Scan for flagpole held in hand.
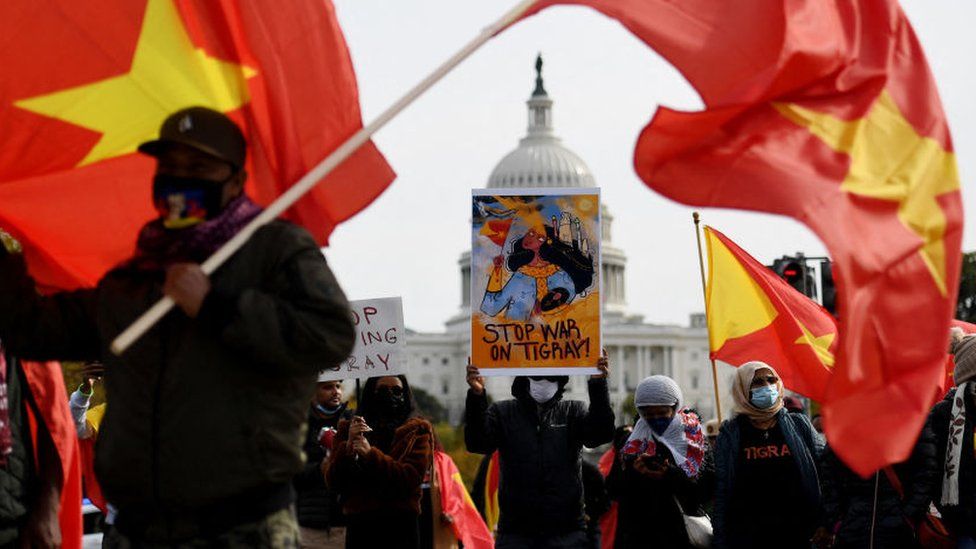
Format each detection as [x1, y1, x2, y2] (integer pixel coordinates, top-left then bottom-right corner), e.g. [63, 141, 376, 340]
[110, 0, 539, 356]
[693, 212, 723, 423]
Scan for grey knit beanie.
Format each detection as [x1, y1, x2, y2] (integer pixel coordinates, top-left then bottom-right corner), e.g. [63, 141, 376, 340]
[952, 331, 976, 385]
[634, 375, 683, 408]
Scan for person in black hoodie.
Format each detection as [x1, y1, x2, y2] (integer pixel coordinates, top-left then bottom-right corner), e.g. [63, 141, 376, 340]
[931, 329, 976, 546]
[295, 379, 351, 548]
[814, 421, 938, 549]
[464, 354, 615, 549]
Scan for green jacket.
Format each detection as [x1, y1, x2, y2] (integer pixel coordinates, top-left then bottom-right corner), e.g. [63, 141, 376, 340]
[0, 220, 355, 513]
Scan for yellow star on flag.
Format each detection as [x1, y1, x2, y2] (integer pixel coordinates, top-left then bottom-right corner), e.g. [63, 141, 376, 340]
[774, 91, 960, 296]
[14, 0, 256, 167]
[794, 321, 836, 367]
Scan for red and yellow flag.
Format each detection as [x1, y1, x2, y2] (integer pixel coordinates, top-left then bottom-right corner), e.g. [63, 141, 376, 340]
[0, 0, 394, 290]
[705, 227, 834, 401]
[519, 0, 962, 475]
[483, 450, 501, 534]
[434, 451, 493, 549]
[23, 361, 83, 549]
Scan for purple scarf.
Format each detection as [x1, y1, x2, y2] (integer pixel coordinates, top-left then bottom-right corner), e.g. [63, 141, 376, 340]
[125, 195, 263, 271]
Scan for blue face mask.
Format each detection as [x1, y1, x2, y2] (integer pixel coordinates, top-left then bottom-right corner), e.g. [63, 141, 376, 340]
[647, 417, 673, 435]
[315, 403, 341, 415]
[750, 385, 779, 409]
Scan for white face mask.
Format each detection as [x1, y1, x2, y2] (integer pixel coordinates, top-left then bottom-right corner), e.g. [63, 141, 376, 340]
[528, 379, 559, 403]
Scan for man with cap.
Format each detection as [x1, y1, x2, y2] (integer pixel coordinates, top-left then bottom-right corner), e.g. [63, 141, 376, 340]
[931, 328, 976, 546]
[0, 106, 355, 546]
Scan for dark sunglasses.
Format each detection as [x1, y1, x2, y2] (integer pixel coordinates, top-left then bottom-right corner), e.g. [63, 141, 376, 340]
[376, 386, 404, 397]
[529, 376, 562, 383]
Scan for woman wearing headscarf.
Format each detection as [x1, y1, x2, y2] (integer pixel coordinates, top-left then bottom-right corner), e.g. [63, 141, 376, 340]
[931, 329, 976, 546]
[712, 361, 823, 549]
[324, 375, 434, 549]
[606, 375, 712, 548]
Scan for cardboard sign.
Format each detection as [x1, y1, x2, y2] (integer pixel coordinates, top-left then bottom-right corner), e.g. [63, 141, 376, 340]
[471, 188, 601, 376]
[318, 297, 406, 381]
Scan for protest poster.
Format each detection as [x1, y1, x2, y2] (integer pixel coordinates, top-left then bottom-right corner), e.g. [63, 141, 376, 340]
[318, 297, 406, 381]
[471, 188, 601, 375]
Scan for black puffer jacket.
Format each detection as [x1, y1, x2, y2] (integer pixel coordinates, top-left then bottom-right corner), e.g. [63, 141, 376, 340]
[931, 384, 976, 538]
[295, 403, 351, 530]
[0, 220, 355, 538]
[464, 377, 614, 536]
[820, 419, 938, 549]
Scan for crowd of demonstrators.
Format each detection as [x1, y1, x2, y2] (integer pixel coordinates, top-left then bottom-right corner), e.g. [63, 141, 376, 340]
[324, 375, 434, 549]
[0, 109, 972, 549]
[464, 353, 615, 548]
[296, 380, 352, 548]
[932, 329, 976, 546]
[0, 107, 356, 547]
[607, 375, 712, 549]
[713, 362, 824, 549]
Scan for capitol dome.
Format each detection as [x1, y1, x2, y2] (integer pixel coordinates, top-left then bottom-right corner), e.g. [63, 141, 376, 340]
[487, 56, 595, 189]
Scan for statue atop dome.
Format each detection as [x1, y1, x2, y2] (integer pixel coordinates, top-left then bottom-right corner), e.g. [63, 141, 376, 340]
[533, 53, 547, 97]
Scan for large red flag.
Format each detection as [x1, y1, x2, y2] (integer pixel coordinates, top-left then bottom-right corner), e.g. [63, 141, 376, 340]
[0, 0, 394, 291]
[433, 451, 494, 549]
[520, 0, 963, 475]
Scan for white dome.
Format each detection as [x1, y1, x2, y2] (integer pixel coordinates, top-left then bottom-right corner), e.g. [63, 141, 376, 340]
[488, 137, 595, 188]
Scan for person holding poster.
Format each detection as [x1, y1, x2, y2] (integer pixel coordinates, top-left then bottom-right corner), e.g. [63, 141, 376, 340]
[324, 375, 434, 549]
[464, 354, 614, 548]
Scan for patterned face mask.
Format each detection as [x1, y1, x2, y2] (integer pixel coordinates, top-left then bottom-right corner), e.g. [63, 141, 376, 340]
[152, 173, 230, 229]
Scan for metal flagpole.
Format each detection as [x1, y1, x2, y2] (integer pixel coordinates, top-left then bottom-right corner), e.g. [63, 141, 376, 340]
[693, 212, 723, 423]
[111, 0, 539, 355]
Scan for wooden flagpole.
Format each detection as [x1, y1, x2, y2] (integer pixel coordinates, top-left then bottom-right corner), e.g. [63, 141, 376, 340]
[111, 0, 539, 355]
[693, 212, 723, 423]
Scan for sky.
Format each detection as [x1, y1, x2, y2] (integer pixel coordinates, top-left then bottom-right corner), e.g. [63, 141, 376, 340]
[325, 0, 976, 333]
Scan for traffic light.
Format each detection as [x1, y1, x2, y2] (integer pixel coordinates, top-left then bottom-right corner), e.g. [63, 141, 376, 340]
[820, 260, 837, 315]
[769, 255, 817, 300]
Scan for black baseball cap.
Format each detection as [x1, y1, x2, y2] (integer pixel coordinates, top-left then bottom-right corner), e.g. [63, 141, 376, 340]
[138, 106, 246, 169]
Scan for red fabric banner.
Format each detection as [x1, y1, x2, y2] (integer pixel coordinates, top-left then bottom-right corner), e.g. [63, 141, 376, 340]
[519, 0, 963, 476]
[0, 0, 394, 291]
[22, 361, 82, 549]
[434, 451, 493, 549]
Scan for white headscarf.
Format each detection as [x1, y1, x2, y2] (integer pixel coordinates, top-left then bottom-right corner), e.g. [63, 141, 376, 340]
[623, 376, 705, 477]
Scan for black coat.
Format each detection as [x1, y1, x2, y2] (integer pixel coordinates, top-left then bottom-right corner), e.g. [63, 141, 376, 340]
[0, 221, 355, 526]
[931, 384, 976, 538]
[294, 403, 351, 530]
[607, 442, 714, 549]
[464, 378, 615, 536]
[820, 419, 938, 549]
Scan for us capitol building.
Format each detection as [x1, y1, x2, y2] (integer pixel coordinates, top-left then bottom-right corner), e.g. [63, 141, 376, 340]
[404, 58, 734, 424]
